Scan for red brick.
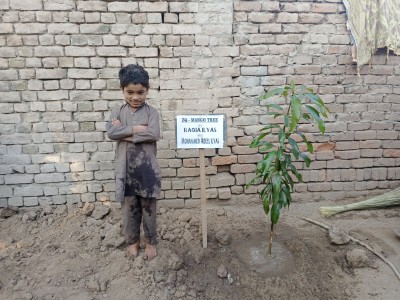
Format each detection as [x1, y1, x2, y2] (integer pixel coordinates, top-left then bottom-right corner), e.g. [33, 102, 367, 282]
[232, 146, 258, 155]
[331, 132, 355, 142]
[177, 167, 199, 177]
[209, 173, 235, 188]
[238, 154, 263, 164]
[311, 4, 338, 13]
[248, 12, 275, 23]
[351, 159, 374, 168]
[231, 186, 244, 194]
[326, 14, 346, 24]
[177, 190, 190, 198]
[234, 1, 261, 12]
[360, 149, 383, 158]
[348, 122, 370, 131]
[277, 12, 298, 23]
[316, 143, 335, 151]
[218, 187, 232, 200]
[211, 155, 237, 166]
[276, 34, 302, 44]
[316, 151, 334, 160]
[369, 65, 395, 75]
[230, 164, 256, 174]
[366, 181, 379, 190]
[354, 131, 377, 140]
[376, 131, 398, 139]
[308, 183, 331, 192]
[371, 168, 387, 180]
[298, 13, 324, 24]
[294, 65, 321, 74]
[340, 169, 356, 181]
[383, 149, 400, 158]
[261, 1, 280, 12]
[360, 140, 382, 149]
[335, 150, 360, 160]
[327, 160, 351, 169]
[375, 158, 396, 167]
[282, 24, 309, 33]
[383, 140, 400, 149]
[388, 168, 400, 180]
[206, 166, 217, 175]
[283, 3, 311, 12]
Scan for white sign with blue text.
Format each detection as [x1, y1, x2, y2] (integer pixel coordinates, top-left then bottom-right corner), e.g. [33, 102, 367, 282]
[176, 115, 225, 149]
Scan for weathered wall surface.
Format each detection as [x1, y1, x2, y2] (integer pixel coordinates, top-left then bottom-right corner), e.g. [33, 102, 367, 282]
[0, 0, 399, 208]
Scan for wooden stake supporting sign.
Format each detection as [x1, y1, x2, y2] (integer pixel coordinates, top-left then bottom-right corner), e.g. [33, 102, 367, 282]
[176, 115, 226, 248]
[199, 148, 207, 248]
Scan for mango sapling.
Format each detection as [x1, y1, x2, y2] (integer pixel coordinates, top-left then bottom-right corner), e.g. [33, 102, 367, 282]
[247, 82, 330, 254]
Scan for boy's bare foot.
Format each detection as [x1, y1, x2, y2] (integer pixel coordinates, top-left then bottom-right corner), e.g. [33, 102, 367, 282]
[144, 243, 157, 260]
[126, 242, 140, 258]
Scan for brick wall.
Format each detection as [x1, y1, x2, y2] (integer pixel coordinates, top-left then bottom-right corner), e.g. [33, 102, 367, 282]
[0, 0, 399, 208]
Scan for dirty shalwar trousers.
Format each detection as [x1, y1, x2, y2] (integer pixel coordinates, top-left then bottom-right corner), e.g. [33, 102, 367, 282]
[121, 195, 157, 246]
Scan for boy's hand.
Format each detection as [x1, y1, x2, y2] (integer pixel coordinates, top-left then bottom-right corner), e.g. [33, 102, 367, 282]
[133, 125, 148, 133]
[111, 118, 121, 126]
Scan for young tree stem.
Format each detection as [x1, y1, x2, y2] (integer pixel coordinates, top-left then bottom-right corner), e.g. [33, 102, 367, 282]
[269, 223, 274, 254]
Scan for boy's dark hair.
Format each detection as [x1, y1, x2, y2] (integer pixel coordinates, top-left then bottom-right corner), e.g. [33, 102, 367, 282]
[119, 64, 150, 89]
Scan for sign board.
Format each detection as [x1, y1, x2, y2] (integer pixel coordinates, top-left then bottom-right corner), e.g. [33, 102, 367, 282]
[175, 114, 226, 248]
[176, 114, 226, 149]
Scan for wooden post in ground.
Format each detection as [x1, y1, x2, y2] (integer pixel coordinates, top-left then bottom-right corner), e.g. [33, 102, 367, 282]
[199, 148, 207, 248]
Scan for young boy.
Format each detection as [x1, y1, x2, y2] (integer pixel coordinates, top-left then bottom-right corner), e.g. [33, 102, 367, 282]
[106, 64, 161, 260]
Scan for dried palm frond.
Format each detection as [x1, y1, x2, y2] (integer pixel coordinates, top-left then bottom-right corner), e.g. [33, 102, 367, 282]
[320, 188, 400, 217]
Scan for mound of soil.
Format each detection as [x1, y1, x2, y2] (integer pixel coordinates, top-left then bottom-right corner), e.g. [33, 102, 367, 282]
[0, 201, 399, 299]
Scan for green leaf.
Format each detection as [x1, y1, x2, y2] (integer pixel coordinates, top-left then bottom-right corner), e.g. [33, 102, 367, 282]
[306, 141, 313, 153]
[272, 174, 282, 195]
[260, 124, 280, 131]
[262, 169, 274, 183]
[282, 85, 291, 97]
[283, 171, 295, 190]
[265, 104, 284, 111]
[260, 184, 272, 198]
[259, 151, 276, 176]
[288, 137, 300, 159]
[289, 94, 302, 133]
[296, 131, 314, 153]
[291, 96, 302, 121]
[281, 185, 291, 206]
[300, 153, 312, 167]
[305, 105, 325, 134]
[276, 147, 284, 161]
[262, 194, 271, 215]
[278, 128, 285, 146]
[259, 143, 275, 152]
[290, 165, 303, 182]
[266, 112, 283, 117]
[305, 93, 327, 109]
[284, 115, 289, 128]
[261, 87, 284, 99]
[253, 132, 268, 143]
[247, 82, 331, 249]
[271, 202, 281, 224]
[305, 93, 330, 117]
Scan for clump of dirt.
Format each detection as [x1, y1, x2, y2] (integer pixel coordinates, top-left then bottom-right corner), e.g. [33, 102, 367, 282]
[0, 202, 399, 300]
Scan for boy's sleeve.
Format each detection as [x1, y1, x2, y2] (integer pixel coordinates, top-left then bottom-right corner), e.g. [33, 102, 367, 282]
[106, 109, 134, 140]
[132, 109, 161, 144]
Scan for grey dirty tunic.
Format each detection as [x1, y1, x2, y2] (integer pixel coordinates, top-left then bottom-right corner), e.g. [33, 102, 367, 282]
[106, 103, 161, 202]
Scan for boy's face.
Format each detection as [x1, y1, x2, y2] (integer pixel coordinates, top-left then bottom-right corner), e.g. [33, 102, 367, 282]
[122, 83, 148, 110]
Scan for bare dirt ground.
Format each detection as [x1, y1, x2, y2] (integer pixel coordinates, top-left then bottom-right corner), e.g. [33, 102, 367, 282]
[1, 198, 399, 300]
